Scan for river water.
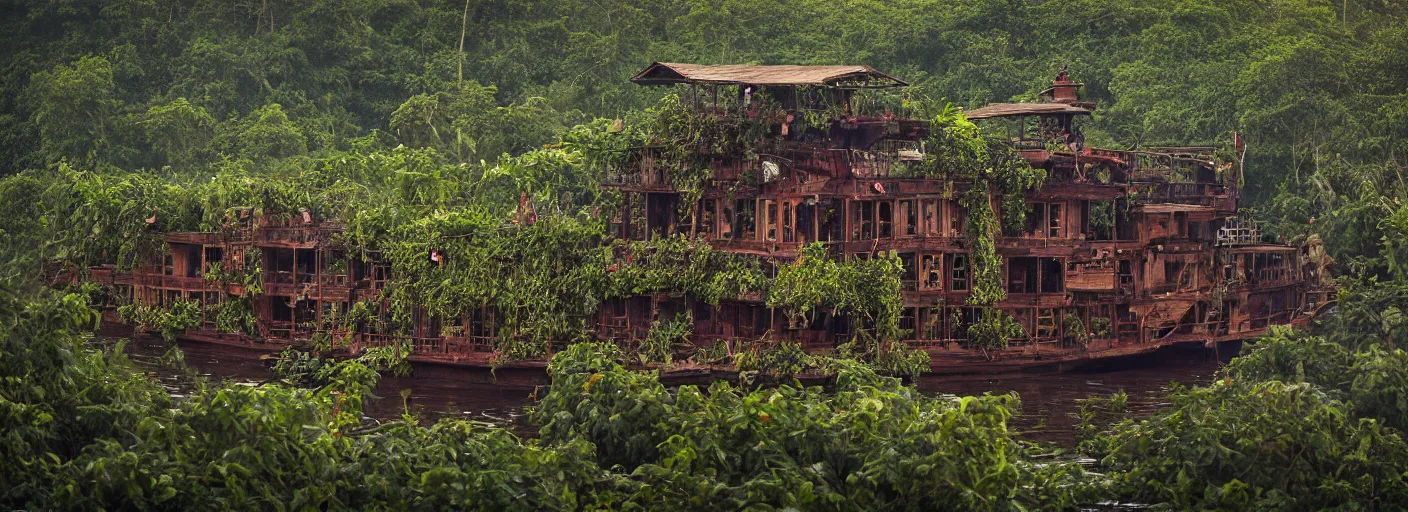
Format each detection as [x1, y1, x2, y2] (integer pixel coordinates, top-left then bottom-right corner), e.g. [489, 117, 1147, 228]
[121, 336, 1232, 445]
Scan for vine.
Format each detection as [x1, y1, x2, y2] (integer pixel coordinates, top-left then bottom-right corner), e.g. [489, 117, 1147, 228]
[921, 104, 1045, 356]
[639, 94, 782, 218]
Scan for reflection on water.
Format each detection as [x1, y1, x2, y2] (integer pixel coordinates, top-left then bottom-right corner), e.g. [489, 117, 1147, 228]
[121, 336, 535, 429]
[917, 342, 1235, 444]
[122, 336, 1233, 445]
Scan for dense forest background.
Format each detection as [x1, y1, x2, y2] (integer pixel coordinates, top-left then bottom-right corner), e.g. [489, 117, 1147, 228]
[6, 2, 1408, 509]
[3, 0, 1406, 205]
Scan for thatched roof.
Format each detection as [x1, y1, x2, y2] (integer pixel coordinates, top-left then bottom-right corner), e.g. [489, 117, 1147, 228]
[630, 62, 907, 88]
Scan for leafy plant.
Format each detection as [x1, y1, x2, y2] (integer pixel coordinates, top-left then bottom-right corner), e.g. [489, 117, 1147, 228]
[734, 340, 816, 378]
[640, 312, 692, 365]
[116, 299, 201, 342]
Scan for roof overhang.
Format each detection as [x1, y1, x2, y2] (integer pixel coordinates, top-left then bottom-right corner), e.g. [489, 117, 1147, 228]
[1138, 204, 1216, 214]
[964, 102, 1093, 120]
[630, 62, 907, 88]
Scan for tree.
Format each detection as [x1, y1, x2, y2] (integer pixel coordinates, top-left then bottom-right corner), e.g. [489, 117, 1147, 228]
[27, 55, 124, 165]
[140, 98, 215, 169]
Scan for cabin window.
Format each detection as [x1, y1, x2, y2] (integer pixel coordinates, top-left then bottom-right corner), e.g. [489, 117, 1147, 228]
[851, 200, 875, 240]
[646, 193, 678, 239]
[469, 306, 496, 340]
[1048, 203, 1064, 238]
[1011, 308, 1034, 341]
[948, 202, 967, 236]
[878, 201, 894, 239]
[734, 199, 756, 240]
[899, 308, 918, 339]
[203, 246, 224, 272]
[721, 202, 734, 239]
[1007, 257, 1038, 294]
[1165, 261, 1185, 288]
[755, 306, 772, 335]
[764, 200, 778, 241]
[922, 199, 941, 236]
[900, 200, 917, 236]
[899, 252, 917, 290]
[921, 254, 942, 290]
[796, 201, 816, 243]
[1026, 202, 1046, 236]
[950, 307, 980, 341]
[782, 202, 794, 242]
[1041, 258, 1065, 293]
[1084, 200, 1115, 240]
[700, 199, 717, 237]
[950, 254, 969, 291]
[272, 298, 292, 322]
[819, 199, 843, 242]
[692, 300, 713, 324]
[921, 307, 943, 339]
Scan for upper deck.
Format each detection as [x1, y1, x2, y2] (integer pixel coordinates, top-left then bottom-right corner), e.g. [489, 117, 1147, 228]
[604, 64, 1240, 213]
[603, 63, 933, 188]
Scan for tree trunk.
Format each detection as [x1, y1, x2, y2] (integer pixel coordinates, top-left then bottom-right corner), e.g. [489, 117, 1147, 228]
[458, 0, 471, 84]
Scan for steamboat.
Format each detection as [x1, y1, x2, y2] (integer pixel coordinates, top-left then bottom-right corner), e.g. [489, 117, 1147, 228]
[82, 63, 1334, 376]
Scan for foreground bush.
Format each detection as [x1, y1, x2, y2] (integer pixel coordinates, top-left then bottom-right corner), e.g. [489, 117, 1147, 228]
[1091, 379, 1408, 510]
[535, 343, 1091, 509]
[1, 292, 1088, 510]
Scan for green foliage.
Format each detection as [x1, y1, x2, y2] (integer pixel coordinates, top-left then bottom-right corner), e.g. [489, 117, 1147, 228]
[389, 82, 573, 164]
[1073, 390, 1129, 459]
[768, 243, 904, 342]
[141, 98, 214, 168]
[1094, 381, 1408, 510]
[1089, 316, 1113, 339]
[0, 289, 171, 506]
[640, 313, 692, 365]
[1, 292, 623, 509]
[224, 103, 307, 163]
[734, 340, 817, 379]
[967, 308, 1026, 353]
[606, 235, 769, 306]
[534, 344, 1091, 509]
[533, 341, 672, 469]
[372, 212, 609, 359]
[205, 295, 256, 335]
[1226, 326, 1356, 392]
[274, 342, 412, 393]
[1062, 312, 1091, 347]
[653, 94, 776, 203]
[839, 339, 934, 380]
[1080, 283, 1408, 510]
[26, 55, 125, 166]
[1088, 200, 1115, 240]
[116, 299, 201, 342]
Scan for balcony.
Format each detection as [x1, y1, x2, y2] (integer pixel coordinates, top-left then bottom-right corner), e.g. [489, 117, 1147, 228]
[133, 273, 214, 291]
[256, 225, 340, 247]
[1130, 182, 1226, 206]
